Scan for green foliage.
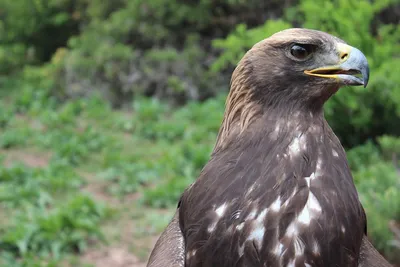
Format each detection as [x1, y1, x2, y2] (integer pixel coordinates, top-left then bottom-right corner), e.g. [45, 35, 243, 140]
[132, 96, 224, 207]
[378, 135, 400, 163]
[0, 95, 116, 265]
[3, 0, 298, 104]
[353, 161, 400, 260]
[46, 32, 224, 106]
[0, 105, 13, 129]
[0, 251, 59, 267]
[0, 0, 81, 74]
[0, 160, 81, 207]
[0, 127, 31, 149]
[13, 80, 57, 114]
[1, 195, 107, 258]
[0, 157, 109, 265]
[43, 126, 107, 165]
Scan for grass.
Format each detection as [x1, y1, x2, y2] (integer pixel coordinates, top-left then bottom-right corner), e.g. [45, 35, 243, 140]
[0, 85, 224, 266]
[0, 83, 399, 265]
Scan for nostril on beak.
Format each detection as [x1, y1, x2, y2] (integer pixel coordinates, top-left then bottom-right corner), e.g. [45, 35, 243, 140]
[340, 52, 349, 61]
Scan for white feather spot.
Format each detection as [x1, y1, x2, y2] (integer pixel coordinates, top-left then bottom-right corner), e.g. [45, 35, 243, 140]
[309, 124, 318, 133]
[285, 222, 298, 238]
[275, 124, 280, 133]
[341, 225, 346, 233]
[216, 202, 227, 217]
[305, 172, 316, 185]
[247, 225, 265, 248]
[270, 196, 281, 212]
[207, 222, 217, 233]
[315, 158, 323, 177]
[329, 189, 338, 197]
[294, 238, 305, 256]
[332, 149, 339, 157]
[304, 177, 311, 187]
[271, 123, 281, 139]
[207, 202, 228, 232]
[304, 172, 316, 187]
[236, 222, 245, 231]
[246, 208, 257, 220]
[305, 263, 312, 267]
[288, 134, 307, 156]
[248, 184, 256, 193]
[186, 249, 197, 259]
[273, 242, 284, 256]
[256, 208, 268, 223]
[297, 205, 312, 225]
[308, 192, 322, 212]
[312, 240, 320, 254]
[287, 259, 295, 267]
[238, 244, 244, 256]
[298, 192, 322, 225]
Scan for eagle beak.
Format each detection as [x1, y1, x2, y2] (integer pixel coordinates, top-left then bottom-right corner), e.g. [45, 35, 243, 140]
[304, 43, 370, 88]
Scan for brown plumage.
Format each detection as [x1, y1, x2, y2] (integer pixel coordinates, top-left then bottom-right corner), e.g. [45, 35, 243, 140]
[147, 28, 392, 267]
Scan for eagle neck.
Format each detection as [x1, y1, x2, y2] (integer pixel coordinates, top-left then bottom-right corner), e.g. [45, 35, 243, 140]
[213, 104, 333, 155]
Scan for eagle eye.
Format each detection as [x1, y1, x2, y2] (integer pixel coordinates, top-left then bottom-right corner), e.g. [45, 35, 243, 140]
[290, 44, 313, 60]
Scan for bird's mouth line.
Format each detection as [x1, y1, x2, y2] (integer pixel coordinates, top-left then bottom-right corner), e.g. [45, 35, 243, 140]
[304, 67, 364, 86]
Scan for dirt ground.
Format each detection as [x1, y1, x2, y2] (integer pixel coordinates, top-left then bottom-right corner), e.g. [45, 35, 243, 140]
[81, 174, 158, 267]
[81, 247, 148, 267]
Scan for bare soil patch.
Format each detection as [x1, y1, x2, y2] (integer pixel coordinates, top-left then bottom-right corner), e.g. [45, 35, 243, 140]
[81, 246, 146, 267]
[79, 172, 164, 267]
[1, 149, 51, 168]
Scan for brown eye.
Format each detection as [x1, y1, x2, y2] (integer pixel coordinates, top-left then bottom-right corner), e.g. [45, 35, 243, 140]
[290, 44, 313, 60]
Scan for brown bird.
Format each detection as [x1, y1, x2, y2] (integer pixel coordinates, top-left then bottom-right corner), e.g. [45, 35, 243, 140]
[147, 28, 392, 267]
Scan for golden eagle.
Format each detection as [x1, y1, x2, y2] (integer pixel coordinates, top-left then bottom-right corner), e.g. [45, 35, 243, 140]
[147, 28, 392, 267]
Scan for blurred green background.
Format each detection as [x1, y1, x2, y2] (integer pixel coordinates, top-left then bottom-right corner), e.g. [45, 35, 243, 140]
[0, 0, 399, 266]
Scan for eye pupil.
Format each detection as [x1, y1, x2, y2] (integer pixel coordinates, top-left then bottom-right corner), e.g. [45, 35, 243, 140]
[290, 44, 311, 59]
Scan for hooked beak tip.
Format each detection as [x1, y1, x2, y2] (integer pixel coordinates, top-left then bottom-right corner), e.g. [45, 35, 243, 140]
[343, 46, 370, 88]
[362, 65, 370, 88]
[304, 44, 370, 88]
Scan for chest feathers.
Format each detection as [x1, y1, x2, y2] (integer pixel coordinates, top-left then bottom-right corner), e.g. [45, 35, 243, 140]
[180, 111, 366, 267]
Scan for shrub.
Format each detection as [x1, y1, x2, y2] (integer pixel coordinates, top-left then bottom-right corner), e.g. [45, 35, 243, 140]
[8, 1, 299, 105]
[0, 0, 82, 74]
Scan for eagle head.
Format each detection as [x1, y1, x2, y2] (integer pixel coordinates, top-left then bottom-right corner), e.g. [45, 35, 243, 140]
[238, 28, 369, 107]
[216, 28, 369, 150]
